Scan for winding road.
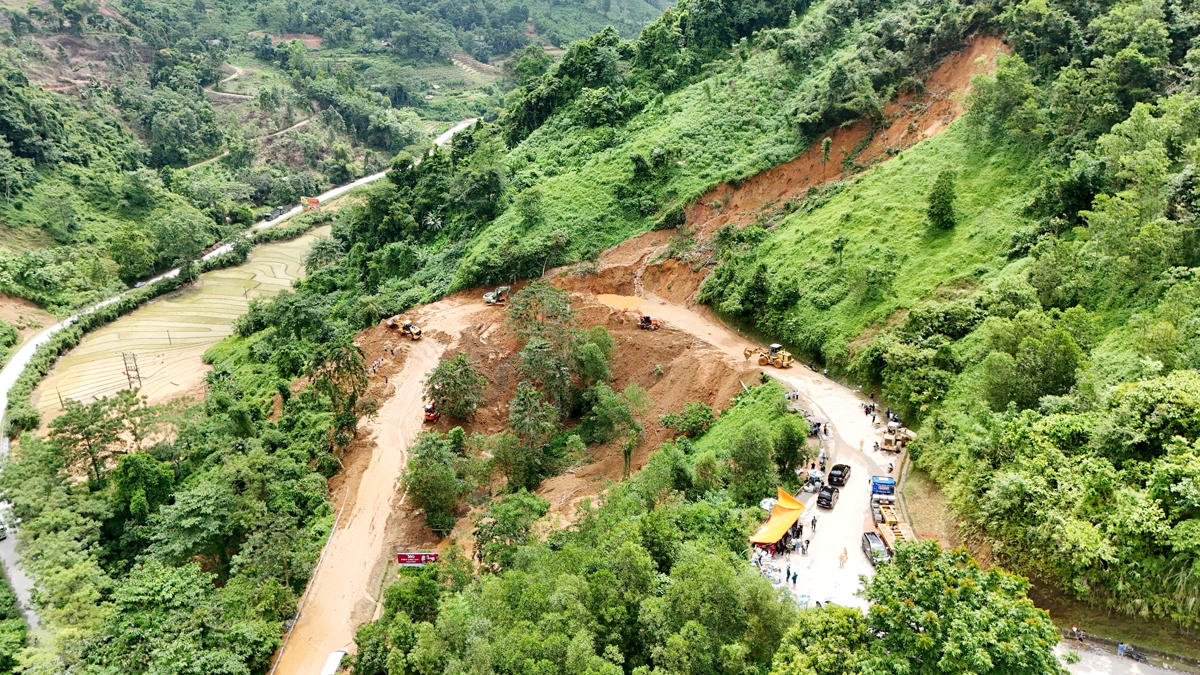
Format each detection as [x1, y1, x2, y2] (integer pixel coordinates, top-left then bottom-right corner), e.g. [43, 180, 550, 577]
[0, 118, 477, 633]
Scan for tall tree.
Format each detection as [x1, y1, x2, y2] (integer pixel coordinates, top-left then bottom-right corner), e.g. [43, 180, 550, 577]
[309, 343, 373, 449]
[472, 490, 549, 571]
[859, 542, 1064, 675]
[402, 432, 466, 534]
[928, 169, 958, 230]
[729, 420, 778, 504]
[49, 397, 122, 483]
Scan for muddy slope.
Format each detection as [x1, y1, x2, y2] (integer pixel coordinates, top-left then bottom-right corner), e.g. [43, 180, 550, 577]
[685, 35, 1010, 240]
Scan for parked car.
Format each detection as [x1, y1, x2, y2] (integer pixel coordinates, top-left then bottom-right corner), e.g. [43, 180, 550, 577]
[817, 486, 840, 509]
[828, 464, 851, 486]
[862, 532, 890, 566]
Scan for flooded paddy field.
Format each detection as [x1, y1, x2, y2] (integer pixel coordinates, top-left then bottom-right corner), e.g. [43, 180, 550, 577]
[32, 226, 329, 424]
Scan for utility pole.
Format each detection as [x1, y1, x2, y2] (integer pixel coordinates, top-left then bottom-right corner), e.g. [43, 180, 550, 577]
[121, 352, 143, 390]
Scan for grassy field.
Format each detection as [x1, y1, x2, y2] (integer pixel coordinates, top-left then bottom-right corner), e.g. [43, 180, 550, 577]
[760, 123, 1037, 351]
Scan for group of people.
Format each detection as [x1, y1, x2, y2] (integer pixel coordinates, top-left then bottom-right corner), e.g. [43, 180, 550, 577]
[370, 345, 399, 378]
[862, 402, 901, 426]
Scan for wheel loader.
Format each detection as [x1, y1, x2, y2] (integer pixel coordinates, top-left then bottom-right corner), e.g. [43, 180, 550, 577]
[484, 286, 511, 305]
[744, 343, 794, 368]
[384, 315, 422, 340]
[400, 321, 422, 341]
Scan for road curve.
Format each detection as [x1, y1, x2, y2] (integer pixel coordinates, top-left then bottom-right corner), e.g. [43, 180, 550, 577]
[0, 117, 477, 631]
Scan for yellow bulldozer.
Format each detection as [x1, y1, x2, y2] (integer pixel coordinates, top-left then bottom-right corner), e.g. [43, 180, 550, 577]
[745, 343, 794, 368]
[386, 315, 422, 340]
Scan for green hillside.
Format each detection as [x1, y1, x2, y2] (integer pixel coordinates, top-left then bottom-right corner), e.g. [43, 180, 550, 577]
[2, 0, 1199, 671]
[0, 0, 672, 313]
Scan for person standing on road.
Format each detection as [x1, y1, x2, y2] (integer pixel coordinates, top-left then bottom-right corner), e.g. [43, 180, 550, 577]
[801, 539, 809, 555]
[840, 547, 848, 568]
[811, 516, 817, 532]
[1118, 643, 1126, 657]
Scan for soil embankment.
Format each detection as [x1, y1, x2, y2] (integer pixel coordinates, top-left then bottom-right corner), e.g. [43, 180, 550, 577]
[685, 35, 1010, 239]
[0, 296, 56, 362]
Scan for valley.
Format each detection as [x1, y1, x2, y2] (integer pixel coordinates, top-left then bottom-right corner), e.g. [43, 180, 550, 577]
[1, 0, 1199, 673]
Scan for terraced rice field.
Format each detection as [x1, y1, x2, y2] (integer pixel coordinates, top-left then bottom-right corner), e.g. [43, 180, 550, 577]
[31, 226, 330, 424]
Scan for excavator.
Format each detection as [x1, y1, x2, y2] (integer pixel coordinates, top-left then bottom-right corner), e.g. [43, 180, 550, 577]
[745, 343, 795, 368]
[484, 286, 511, 305]
[611, 307, 661, 330]
[386, 315, 422, 340]
[424, 403, 441, 423]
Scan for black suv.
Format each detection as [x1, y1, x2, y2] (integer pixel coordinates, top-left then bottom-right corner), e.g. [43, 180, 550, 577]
[817, 486, 840, 509]
[828, 464, 851, 486]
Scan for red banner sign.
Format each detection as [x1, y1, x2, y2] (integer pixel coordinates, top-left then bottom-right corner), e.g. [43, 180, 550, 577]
[397, 552, 438, 567]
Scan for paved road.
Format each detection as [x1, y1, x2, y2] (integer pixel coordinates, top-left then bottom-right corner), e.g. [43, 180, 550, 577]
[0, 117, 478, 633]
[1058, 644, 1180, 675]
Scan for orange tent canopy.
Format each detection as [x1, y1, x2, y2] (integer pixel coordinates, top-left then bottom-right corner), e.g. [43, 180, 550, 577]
[749, 488, 806, 545]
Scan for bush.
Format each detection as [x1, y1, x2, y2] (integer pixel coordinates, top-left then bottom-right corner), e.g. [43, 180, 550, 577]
[928, 169, 957, 230]
[660, 401, 716, 438]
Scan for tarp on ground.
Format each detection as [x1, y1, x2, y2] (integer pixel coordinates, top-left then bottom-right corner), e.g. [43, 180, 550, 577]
[749, 488, 806, 544]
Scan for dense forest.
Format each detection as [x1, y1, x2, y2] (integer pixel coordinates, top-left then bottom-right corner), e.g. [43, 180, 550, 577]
[1, 0, 1199, 671]
[1, 0, 662, 312]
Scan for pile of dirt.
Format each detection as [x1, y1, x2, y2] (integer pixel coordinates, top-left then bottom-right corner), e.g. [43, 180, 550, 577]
[684, 35, 1010, 240]
[0, 295, 55, 354]
[337, 286, 757, 566]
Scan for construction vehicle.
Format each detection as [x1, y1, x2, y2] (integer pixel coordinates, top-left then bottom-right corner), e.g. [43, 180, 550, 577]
[880, 422, 915, 452]
[611, 308, 661, 330]
[400, 321, 422, 341]
[876, 521, 917, 553]
[744, 343, 795, 368]
[423, 404, 441, 423]
[484, 286, 511, 305]
[871, 476, 896, 495]
[385, 316, 422, 340]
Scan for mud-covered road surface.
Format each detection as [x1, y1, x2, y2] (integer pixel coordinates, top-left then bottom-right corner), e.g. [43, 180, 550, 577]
[271, 298, 490, 675]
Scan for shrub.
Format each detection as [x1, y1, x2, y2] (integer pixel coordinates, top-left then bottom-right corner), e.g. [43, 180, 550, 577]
[928, 169, 957, 229]
[660, 401, 716, 438]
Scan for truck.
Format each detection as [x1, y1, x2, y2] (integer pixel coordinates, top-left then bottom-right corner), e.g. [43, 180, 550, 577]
[871, 476, 895, 496]
[876, 522, 917, 553]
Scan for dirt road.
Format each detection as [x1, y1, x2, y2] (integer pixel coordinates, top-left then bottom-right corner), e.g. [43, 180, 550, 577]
[271, 298, 489, 675]
[594, 294, 892, 607]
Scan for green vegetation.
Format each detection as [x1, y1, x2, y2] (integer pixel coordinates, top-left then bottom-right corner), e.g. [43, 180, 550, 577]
[675, 0, 1200, 633]
[424, 353, 488, 420]
[0, 319, 16, 362]
[353, 382, 1063, 675]
[927, 169, 957, 231]
[771, 542, 1062, 675]
[0, 281, 382, 670]
[0, 574, 26, 675]
[5, 0, 1199, 664]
